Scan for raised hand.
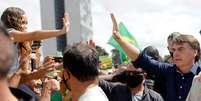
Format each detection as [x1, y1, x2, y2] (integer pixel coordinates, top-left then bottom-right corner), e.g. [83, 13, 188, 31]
[87, 39, 96, 48]
[42, 56, 62, 70]
[43, 56, 54, 63]
[44, 79, 60, 91]
[110, 13, 121, 40]
[110, 14, 140, 61]
[18, 57, 62, 84]
[62, 12, 70, 33]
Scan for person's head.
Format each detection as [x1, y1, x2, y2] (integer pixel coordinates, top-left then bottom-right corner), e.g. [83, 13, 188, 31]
[171, 34, 200, 70]
[126, 66, 146, 88]
[167, 32, 181, 57]
[1, 7, 28, 31]
[0, 23, 14, 79]
[63, 43, 99, 89]
[144, 46, 161, 61]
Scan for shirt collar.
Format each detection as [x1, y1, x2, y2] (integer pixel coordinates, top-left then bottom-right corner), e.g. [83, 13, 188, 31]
[175, 64, 198, 75]
[190, 64, 198, 75]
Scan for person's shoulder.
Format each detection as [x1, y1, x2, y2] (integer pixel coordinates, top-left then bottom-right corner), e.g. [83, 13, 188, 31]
[145, 88, 164, 101]
[79, 86, 109, 101]
[193, 75, 201, 83]
[147, 88, 161, 96]
[112, 83, 127, 89]
[109, 83, 130, 95]
[99, 79, 112, 88]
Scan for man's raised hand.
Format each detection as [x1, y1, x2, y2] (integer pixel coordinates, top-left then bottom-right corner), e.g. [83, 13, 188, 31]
[110, 13, 121, 40]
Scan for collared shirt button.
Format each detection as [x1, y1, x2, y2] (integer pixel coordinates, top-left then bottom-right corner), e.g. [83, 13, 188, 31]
[180, 86, 182, 89]
[178, 96, 182, 99]
[182, 77, 185, 80]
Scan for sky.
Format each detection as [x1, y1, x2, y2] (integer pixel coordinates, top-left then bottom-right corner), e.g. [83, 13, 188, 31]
[0, 0, 41, 31]
[91, 0, 201, 56]
[1, 0, 201, 57]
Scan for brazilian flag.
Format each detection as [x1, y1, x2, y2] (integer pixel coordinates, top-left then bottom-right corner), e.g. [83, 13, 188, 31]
[108, 22, 140, 61]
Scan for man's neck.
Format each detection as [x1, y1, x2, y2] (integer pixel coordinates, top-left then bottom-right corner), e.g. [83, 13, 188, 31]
[130, 83, 144, 95]
[71, 79, 98, 101]
[0, 80, 18, 101]
[178, 64, 194, 74]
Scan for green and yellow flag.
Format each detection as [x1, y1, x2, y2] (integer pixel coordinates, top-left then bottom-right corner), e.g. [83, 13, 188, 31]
[108, 22, 140, 61]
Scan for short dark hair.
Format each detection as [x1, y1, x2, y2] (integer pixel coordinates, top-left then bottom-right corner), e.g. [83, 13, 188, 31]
[144, 46, 161, 61]
[1, 7, 25, 31]
[172, 34, 200, 62]
[63, 43, 99, 82]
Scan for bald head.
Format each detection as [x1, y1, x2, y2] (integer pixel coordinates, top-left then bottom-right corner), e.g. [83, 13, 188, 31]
[0, 25, 14, 78]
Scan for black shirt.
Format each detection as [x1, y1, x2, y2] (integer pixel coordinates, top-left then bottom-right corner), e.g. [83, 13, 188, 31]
[99, 80, 164, 101]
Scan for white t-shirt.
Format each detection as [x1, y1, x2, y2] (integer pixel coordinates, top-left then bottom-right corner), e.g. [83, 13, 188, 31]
[186, 76, 201, 101]
[7, 28, 20, 74]
[78, 85, 109, 101]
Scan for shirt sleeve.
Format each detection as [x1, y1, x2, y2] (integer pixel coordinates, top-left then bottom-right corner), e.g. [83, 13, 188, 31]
[99, 79, 115, 99]
[112, 71, 127, 83]
[132, 49, 173, 77]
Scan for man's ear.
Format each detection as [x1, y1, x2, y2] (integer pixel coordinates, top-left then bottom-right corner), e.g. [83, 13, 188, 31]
[194, 50, 198, 57]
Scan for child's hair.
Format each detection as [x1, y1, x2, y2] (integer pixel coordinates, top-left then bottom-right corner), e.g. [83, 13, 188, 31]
[1, 7, 25, 31]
